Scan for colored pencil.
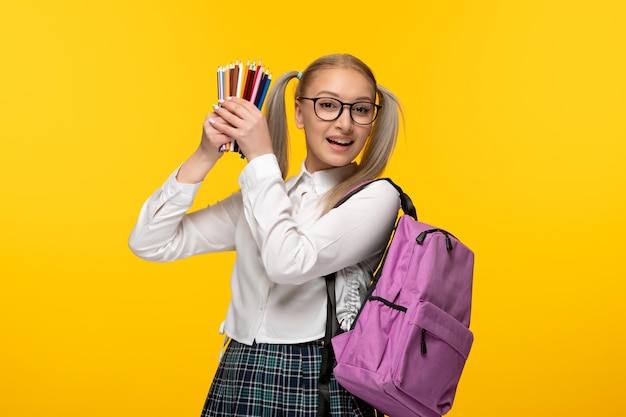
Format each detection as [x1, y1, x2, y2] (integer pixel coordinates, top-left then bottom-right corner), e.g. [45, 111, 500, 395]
[254, 70, 268, 108]
[226, 63, 232, 96]
[217, 66, 220, 102]
[217, 66, 224, 101]
[256, 72, 272, 109]
[232, 61, 240, 97]
[249, 62, 264, 103]
[236, 61, 243, 98]
[241, 60, 251, 98]
[242, 61, 255, 100]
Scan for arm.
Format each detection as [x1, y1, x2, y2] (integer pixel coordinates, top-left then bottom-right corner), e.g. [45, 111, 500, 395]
[128, 109, 245, 261]
[239, 156, 399, 285]
[128, 168, 241, 262]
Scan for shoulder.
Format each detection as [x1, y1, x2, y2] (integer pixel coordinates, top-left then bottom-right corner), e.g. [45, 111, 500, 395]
[339, 179, 400, 212]
[355, 179, 400, 200]
[368, 178, 400, 196]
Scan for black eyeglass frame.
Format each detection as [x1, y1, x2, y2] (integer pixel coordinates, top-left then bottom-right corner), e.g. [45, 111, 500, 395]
[296, 96, 382, 125]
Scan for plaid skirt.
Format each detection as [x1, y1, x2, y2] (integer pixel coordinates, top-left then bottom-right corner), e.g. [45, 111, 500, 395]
[200, 339, 375, 417]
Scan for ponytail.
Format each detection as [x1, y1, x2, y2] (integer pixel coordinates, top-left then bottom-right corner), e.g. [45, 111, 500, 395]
[320, 84, 403, 213]
[264, 71, 299, 179]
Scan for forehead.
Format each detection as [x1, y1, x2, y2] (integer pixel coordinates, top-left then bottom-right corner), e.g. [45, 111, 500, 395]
[305, 68, 375, 101]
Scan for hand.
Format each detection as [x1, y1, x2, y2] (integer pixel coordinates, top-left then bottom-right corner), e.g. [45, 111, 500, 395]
[209, 97, 274, 161]
[175, 111, 228, 184]
[198, 112, 229, 162]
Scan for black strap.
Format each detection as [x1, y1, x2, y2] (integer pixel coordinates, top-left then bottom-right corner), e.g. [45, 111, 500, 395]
[334, 178, 417, 220]
[318, 273, 338, 417]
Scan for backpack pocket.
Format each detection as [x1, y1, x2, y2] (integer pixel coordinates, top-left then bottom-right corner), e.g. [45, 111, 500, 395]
[391, 300, 473, 414]
[333, 295, 406, 374]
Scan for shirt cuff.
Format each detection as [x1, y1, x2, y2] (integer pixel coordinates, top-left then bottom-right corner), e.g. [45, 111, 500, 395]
[238, 154, 281, 190]
[162, 166, 203, 205]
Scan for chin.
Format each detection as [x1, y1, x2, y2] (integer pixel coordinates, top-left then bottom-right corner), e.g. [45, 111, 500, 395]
[326, 157, 355, 168]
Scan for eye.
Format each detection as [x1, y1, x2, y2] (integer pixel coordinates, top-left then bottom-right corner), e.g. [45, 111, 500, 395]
[353, 103, 374, 114]
[317, 98, 340, 110]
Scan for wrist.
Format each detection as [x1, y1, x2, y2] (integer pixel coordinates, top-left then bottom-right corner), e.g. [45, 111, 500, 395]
[176, 148, 218, 184]
[244, 150, 273, 163]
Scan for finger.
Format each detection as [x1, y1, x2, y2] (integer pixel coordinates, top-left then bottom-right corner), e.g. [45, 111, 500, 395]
[204, 114, 224, 132]
[204, 118, 234, 144]
[208, 118, 240, 141]
[213, 108, 243, 129]
[218, 97, 257, 119]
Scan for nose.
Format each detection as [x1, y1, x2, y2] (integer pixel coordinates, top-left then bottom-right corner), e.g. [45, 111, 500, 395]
[334, 105, 354, 131]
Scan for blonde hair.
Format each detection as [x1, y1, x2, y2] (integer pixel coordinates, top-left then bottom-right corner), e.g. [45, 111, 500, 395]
[264, 53, 403, 213]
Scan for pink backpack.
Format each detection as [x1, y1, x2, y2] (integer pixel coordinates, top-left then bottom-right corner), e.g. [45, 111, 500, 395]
[319, 179, 474, 417]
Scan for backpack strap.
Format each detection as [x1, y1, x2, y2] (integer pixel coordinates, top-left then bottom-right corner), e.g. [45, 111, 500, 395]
[318, 178, 413, 417]
[334, 178, 417, 220]
[318, 272, 338, 417]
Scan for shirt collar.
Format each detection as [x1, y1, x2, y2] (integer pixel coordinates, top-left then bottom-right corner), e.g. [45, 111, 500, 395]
[290, 161, 358, 195]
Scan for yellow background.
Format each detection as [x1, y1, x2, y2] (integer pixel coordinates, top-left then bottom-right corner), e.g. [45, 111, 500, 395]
[2, 1, 625, 416]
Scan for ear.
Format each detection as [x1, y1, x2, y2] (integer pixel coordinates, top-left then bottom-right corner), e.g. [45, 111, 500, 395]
[294, 101, 304, 129]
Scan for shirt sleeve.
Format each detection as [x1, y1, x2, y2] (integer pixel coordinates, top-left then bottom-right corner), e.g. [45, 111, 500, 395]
[239, 154, 399, 285]
[128, 167, 241, 261]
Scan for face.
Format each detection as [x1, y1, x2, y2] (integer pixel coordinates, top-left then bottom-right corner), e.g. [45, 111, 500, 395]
[295, 68, 375, 173]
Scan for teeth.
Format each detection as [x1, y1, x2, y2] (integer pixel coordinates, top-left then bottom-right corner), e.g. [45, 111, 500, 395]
[328, 138, 352, 145]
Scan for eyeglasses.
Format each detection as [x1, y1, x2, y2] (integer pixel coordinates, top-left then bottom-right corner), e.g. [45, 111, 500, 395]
[297, 97, 381, 125]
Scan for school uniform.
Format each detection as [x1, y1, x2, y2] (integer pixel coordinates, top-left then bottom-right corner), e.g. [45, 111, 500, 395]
[129, 154, 399, 416]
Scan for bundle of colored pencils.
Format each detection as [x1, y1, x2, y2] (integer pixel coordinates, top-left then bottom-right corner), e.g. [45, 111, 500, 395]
[217, 60, 272, 153]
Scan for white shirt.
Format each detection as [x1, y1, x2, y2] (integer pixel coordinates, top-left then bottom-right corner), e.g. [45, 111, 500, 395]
[129, 154, 399, 345]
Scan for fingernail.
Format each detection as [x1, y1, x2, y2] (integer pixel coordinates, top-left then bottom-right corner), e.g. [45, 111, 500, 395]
[217, 99, 224, 104]
[208, 118, 216, 124]
[212, 104, 220, 111]
[226, 96, 233, 101]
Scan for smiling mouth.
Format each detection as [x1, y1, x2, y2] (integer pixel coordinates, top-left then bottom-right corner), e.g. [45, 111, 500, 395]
[327, 137, 354, 147]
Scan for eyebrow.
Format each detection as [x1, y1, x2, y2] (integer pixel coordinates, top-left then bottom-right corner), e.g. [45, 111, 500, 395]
[315, 90, 375, 102]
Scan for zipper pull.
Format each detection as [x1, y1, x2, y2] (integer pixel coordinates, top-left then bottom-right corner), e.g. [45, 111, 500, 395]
[421, 328, 427, 355]
[416, 229, 454, 251]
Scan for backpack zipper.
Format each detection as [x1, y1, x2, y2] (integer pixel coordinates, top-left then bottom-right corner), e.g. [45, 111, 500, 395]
[416, 229, 454, 251]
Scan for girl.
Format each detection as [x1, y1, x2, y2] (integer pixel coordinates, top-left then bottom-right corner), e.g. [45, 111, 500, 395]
[129, 53, 403, 416]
